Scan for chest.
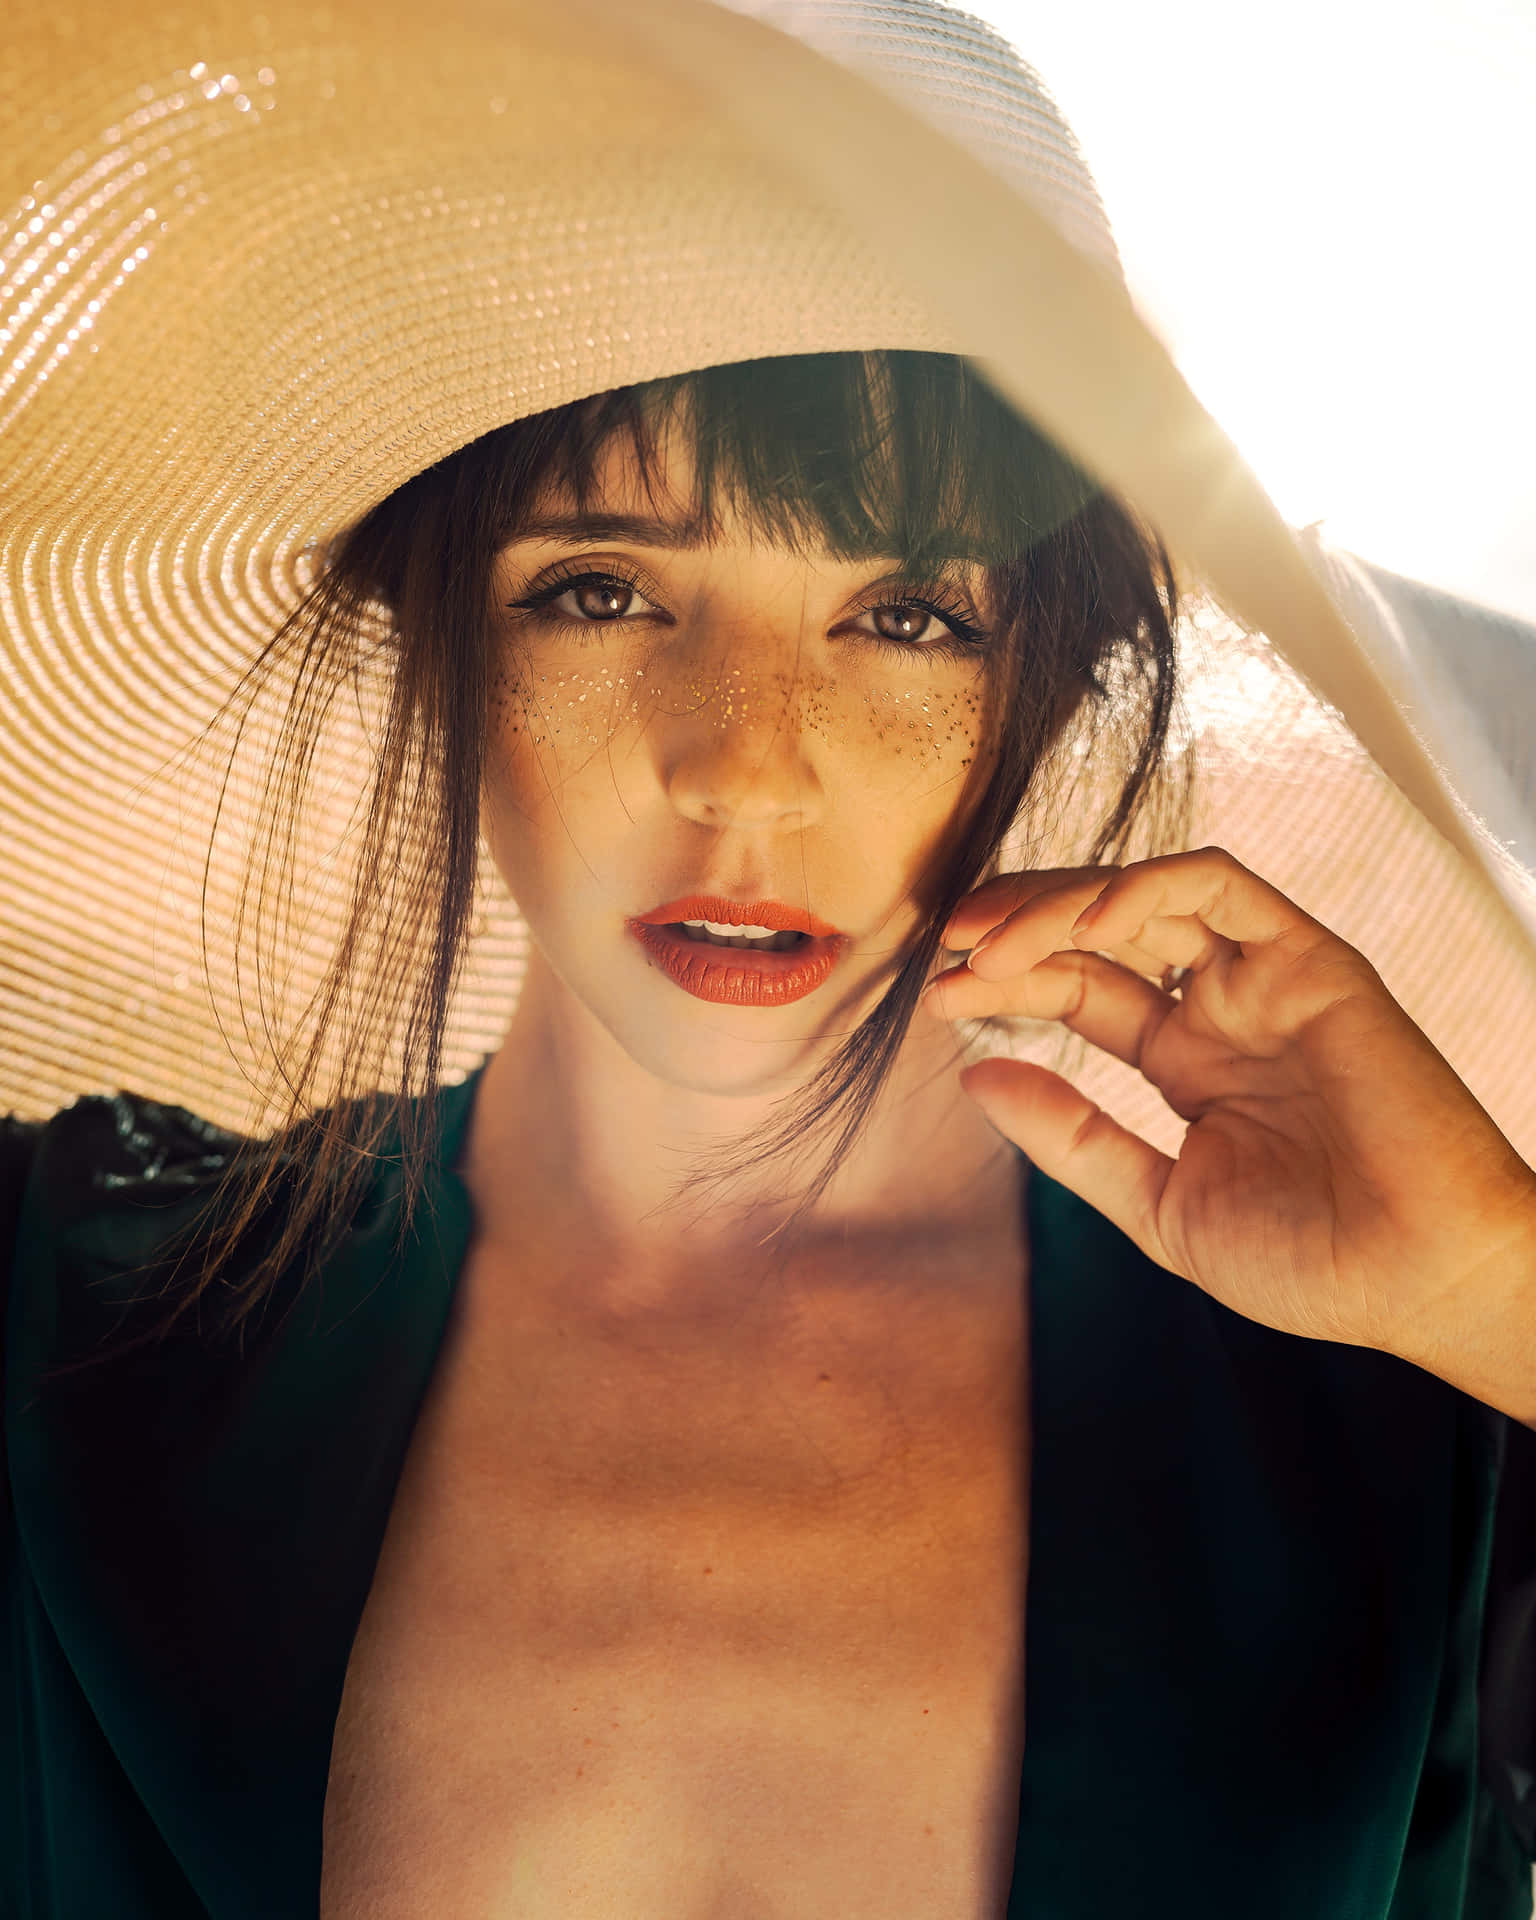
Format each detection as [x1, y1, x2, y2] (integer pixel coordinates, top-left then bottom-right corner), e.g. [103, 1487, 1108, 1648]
[320, 1236, 1032, 1919]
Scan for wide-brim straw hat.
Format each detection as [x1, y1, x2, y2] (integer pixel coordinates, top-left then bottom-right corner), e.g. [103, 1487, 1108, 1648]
[3, 0, 1534, 1159]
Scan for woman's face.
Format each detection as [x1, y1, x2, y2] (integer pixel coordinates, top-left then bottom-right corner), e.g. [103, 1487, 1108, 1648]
[482, 419, 995, 1098]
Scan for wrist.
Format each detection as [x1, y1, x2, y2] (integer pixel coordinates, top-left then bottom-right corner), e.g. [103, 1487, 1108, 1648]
[1373, 1184, 1536, 1428]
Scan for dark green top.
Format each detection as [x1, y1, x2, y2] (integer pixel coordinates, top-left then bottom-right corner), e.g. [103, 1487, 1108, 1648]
[2, 1067, 1533, 1918]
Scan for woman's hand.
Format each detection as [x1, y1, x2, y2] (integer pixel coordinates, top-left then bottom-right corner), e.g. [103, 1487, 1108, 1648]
[922, 847, 1536, 1376]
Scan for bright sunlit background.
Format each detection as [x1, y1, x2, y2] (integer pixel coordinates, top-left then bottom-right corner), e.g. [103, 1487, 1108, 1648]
[975, 0, 1536, 625]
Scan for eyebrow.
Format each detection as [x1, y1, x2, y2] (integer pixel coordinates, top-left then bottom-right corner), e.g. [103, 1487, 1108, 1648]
[505, 512, 717, 550]
[503, 510, 988, 570]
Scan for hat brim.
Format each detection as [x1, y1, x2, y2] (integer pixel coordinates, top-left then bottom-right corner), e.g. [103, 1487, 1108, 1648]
[3, 0, 1534, 1149]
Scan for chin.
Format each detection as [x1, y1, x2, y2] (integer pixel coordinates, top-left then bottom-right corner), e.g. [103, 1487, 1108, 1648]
[598, 995, 845, 1100]
[599, 942, 896, 1095]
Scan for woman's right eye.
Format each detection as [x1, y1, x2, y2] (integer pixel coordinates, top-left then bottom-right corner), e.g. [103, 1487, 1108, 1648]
[509, 570, 666, 626]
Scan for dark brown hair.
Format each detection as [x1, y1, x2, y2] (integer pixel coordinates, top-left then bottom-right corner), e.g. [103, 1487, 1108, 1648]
[141, 348, 1185, 1343]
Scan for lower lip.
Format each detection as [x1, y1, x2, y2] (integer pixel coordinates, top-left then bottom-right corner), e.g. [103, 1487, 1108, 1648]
[627, 922, 849, 1006]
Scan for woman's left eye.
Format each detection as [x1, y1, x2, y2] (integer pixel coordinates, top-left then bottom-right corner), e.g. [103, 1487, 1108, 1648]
[854, 603, 960, 647]
[848, 597, 989, 655]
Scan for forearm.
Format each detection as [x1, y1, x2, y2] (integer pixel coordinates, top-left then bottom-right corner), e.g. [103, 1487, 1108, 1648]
[1372, 1212, 1536, 1431]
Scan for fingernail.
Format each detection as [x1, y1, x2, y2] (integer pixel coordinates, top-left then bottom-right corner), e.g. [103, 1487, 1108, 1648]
[966, 929, 996, 968]
[1070, 901, 1102, 935]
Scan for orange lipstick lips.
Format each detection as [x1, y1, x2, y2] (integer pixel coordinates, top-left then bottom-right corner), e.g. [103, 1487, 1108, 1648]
[627, 895, 848, 1006]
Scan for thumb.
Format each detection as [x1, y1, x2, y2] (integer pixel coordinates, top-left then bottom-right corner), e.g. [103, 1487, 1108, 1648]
[959, 1057, 1174, 1268]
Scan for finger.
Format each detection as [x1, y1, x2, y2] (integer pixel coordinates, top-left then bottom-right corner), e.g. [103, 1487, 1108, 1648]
[962, 880, 1113, 982]
[959, 1056, 1175, 1269]
[961, 887, 1235, 990]
[929, 950, 1178, 1075]
[1075, 912, 1239, 984]
[943, 867, 1118, 950]
[957, 871, 1240, 988]
[1069, 846, 1323, 955]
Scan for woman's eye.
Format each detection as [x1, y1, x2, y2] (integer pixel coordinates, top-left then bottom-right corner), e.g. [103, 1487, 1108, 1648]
[852, 601, 978, 649]
[863, 603, 939, 644]
[541, 576, 660, 623]
[509, 573, 986, 654]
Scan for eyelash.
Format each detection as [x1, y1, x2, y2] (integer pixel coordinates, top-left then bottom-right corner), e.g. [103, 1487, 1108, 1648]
[505, 559, 991, 661]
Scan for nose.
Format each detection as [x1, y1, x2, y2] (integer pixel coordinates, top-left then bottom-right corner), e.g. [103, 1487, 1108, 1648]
[657, 665, 826, 834]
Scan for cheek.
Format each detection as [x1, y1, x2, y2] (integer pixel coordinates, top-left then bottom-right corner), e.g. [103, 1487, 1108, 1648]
[481, 658, 630, 899]
[485, 652, 653, 792]
[855, 677, 986, 779]
[483, 646, 986, 824]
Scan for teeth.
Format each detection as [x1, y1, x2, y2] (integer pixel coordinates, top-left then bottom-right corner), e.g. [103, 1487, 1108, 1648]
[677, 922, 805, 951]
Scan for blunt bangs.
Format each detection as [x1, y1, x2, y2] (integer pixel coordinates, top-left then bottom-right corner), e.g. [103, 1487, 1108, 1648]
[490, 349, 1102, 577]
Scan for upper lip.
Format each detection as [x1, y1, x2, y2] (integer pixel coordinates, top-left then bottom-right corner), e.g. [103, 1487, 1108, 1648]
[632, 894, 844, 937]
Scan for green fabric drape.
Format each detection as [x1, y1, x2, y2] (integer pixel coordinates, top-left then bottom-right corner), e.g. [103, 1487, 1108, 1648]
[2, 1071, 1531, 1917]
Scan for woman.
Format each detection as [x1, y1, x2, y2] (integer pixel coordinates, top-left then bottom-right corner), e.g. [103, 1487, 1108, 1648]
[2, 1, 1533, 1915]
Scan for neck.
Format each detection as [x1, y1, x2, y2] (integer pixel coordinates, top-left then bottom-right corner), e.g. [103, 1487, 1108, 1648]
[459, 949, 1018, 1289]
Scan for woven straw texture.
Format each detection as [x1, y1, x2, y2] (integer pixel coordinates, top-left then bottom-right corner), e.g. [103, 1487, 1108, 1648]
[2, 0, 1533, 1156]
